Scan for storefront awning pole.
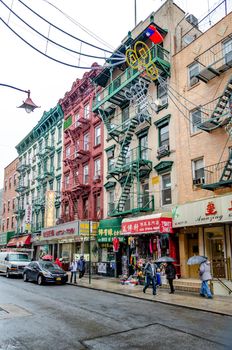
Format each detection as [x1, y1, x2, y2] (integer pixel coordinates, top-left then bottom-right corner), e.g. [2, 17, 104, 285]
[89, 220, 92, 285]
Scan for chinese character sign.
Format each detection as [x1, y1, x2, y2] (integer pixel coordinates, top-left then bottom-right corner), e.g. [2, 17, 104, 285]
[44, 190, 55, 228]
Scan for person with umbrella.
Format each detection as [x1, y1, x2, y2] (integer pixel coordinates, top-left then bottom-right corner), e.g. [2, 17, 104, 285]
[165, 261, 176, 294]
[199, 259, 213, 299]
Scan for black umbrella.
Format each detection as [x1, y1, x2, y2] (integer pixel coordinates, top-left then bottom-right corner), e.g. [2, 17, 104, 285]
[187, 255, 207, 265]
[155, 256, 175, 263]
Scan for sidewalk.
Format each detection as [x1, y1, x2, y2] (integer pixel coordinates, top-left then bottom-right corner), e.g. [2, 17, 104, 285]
[67, 274, 232, 317]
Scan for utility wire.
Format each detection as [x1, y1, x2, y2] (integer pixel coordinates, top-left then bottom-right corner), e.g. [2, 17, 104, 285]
[40, 0, 115, 51]
[16, 0, 115, 55]
[0, 0, 124, 60]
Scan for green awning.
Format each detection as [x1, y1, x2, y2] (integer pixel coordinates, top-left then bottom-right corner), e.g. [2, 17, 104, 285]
[97, 218, 125, 243]
[0, 231, 15, 246]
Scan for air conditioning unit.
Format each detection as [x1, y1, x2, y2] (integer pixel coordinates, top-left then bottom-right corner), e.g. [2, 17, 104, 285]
[193, 177, 205, 185]
[186, 14, 198, 28]
[190, 76, 199, 86]
[157, 144, 169, 157]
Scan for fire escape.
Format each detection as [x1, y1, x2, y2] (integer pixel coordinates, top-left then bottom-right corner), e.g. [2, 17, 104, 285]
[193, 39, 232, 191]
[92, 26, 170, 216]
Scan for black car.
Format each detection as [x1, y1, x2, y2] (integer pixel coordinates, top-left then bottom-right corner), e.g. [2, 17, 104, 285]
[23, 261, 68, 285]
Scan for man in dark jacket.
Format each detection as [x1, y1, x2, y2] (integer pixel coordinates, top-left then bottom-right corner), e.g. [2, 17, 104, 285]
[77, 255, 86, 279]
[143, 257, 157, 295]
[165, 262, 176, 294]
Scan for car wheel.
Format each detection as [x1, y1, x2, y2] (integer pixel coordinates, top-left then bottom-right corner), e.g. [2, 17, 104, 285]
[6, 269, 10, 278]
[23, 273, 28, 282]
[37, 275, 43, 285]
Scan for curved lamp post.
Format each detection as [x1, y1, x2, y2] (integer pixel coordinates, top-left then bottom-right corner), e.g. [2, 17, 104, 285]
[0, 83, 40, 113]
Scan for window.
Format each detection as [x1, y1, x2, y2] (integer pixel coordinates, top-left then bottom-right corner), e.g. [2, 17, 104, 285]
[161, 173, 172, 205]
[38, 164, 41, 175]
[223, 38, 232, 65]
[39, 141, 43, 152]
[107, 147, 115, 171]
[65, 145, 71, 158]
[12, 199, 15, 210]
[57, 178, 61, 193]
[6, 218, 9, 230]
[94, 125, 101, 146]
[11, 217, 14, 229]
[190, 108, 202, 133]
[192, 158, 205, 184]
[4, 181, 7, 191]
[157, 82, 168, 107]
[140, 182, 149, 208]
[56, 206, 60, 220]
[188, 62, 199, 86]
[50, 156, 54, 172]
[14, 174, 17, 186]
[74, 113, 80, 127]
[65, 174, 70, 189]
[83, 197, 89, 219]
[159, 124, 169, 147]
[122, 106, 129, 127]
[108, 190, 114, 213]
[84, 133, 89, 151]
[83, 165, 89, 184]
[75, 141, 79, 157]
[57, 151, 61, 168]
[58, 126, 62, 142]
[7, 200, 10, 211]
[84, 104, 90, 118]
[9, 177, 12, 189]
[3, 203, 5, 214]
[51, 132, 55, 146]
[94, 194, 101, 219]
[139, 135, 148, 160]
[94, 159, 101, 178]
[125, 146, 131, 164]
[49, 181, 54, 190]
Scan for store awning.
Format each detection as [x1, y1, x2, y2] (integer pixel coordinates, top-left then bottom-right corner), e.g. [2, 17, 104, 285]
[122, 213, 173, 235]
[97, 218, 125, 243]
[7, 235, 31, 247]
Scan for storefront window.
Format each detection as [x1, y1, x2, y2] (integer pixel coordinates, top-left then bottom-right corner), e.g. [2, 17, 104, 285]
[205, 228, 226, 278]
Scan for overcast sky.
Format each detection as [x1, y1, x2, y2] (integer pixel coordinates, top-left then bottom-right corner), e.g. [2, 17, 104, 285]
[0, 0, 227, 186]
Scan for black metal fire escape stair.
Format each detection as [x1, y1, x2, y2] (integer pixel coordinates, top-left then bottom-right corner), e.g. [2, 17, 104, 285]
[219, 151, 232, 182]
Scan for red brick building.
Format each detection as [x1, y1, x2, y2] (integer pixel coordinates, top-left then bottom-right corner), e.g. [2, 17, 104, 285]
[59, 63, 104, 222]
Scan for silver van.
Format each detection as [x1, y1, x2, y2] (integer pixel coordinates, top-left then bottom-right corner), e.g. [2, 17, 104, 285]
[0, 252, 31, 277]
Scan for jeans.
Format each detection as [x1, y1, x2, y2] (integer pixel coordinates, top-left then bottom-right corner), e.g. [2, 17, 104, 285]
[143, 275, 157, 295]
[70, 271, 77, 283]
[200, 280, 212, 297]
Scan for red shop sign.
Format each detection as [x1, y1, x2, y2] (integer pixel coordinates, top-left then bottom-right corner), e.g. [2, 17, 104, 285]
[122, 217, 173, 235]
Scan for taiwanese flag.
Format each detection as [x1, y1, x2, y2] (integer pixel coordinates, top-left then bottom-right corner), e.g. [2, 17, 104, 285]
[145, 25, 163, 44]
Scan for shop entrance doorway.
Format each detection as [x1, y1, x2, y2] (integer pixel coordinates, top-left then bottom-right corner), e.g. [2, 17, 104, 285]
[187, 233, 199, 279]
[210, 238, 226, 278]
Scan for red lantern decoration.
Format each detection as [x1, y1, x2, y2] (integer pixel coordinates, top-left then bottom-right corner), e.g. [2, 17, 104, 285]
[112, 237, 120, 252]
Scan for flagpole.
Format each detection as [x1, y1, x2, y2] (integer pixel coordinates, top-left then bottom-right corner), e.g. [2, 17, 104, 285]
[134, 0, 137, 26]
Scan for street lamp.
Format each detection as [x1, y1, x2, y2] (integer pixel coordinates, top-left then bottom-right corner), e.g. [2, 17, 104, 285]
[0, 83, 40, 113]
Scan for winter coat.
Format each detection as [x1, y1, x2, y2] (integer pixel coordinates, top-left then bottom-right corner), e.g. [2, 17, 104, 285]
[199, 261, 212, 281]
[144, 262, 157, 277]
[77, 258, 86, 272]
[165, 263, 176, 279]
[70, 261, 78, 272]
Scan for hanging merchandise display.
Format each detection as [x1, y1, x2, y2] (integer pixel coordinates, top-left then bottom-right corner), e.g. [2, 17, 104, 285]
[112, 237, 120, 252]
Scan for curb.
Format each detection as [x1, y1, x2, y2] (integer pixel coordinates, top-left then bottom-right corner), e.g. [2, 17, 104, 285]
[67, 282, 232, 317]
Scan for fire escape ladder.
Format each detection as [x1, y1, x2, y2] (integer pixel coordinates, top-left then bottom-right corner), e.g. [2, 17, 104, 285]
[113, 117, 139, 172]
[212, 78, 232, 120]
[99, 109, 120, 142]
[219, 151, 232, 182]
[116, 163, 138, 213]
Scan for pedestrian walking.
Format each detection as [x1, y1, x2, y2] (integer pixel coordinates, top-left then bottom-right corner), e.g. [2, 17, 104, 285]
[77, 255, 86, 279]
[70, 259, 78, 284]
[143, 257, 157, 296]
[165, 262, 176, 294]
[55, 258, 62, 268]
[199, 259, 213, 299]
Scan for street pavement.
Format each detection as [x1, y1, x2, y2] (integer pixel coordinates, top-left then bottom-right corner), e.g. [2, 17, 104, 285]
[0, 276, 232, 349]
[67, 274, 232, 317]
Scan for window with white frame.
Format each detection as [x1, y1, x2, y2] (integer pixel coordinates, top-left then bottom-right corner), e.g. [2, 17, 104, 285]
[94, 125, 101, 146]
[157, 82, 168, 107]
[84, 104, 90, 119]
[190, 108, 202, 133]
[192, 158, 205, 184]
[161, 173, 172, 205]
[83, 165, 89, 184]
[84, 133, 89, 151]
[223, 38, 232, 65]
[94, 158, 101, 179]
[75, 112, 80, 126]
[122, 106, 129, 127]
[75, 141, 79, 157]
[188, 62, 199, 86]
[140, 135, 148, 160]
[58, 126, 62, 142]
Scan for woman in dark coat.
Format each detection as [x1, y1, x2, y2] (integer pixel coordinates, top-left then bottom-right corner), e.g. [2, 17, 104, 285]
[165, 262, 176, 294]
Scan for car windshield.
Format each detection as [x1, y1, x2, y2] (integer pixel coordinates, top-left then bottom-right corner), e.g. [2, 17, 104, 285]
[8, 254, 30, 261]
[40, 261, 63, 272]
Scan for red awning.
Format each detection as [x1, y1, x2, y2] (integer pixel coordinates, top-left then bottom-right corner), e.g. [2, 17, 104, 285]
[7, 235, 31, 247]
[122, 213, 173, 235]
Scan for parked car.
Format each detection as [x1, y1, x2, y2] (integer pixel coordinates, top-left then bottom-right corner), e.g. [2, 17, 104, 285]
[23, 261, 68, 285]
[0, 251, 31, 278]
